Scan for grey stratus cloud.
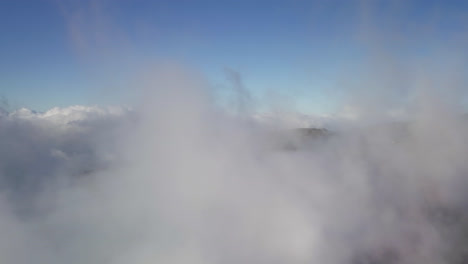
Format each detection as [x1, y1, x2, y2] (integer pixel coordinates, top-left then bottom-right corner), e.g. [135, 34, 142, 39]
[2, 65, 468, 264]
[0, 106, 130, 211]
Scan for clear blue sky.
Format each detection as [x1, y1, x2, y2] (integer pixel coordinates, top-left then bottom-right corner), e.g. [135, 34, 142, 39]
[1, 0, 467, 113]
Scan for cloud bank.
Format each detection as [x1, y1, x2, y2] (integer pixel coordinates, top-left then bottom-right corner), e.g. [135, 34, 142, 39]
[3, 1, 468, 263]
[1, 67, 468, 264]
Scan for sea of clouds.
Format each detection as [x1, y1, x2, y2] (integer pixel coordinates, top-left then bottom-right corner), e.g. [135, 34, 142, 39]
[1, 65, 468, 264]
[3, 1, 468, 263]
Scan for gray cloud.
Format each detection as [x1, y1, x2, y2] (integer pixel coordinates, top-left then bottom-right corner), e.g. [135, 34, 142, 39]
[4, 1, 468, 262]
[1, 68, 468, 264]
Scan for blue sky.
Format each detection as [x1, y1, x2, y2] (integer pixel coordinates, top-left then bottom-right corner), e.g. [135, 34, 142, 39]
[1, 0, 468, 113]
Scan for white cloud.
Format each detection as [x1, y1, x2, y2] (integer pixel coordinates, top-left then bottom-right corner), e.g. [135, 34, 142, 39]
[7, 105, 130, 125]
[0, 70, 468, 264]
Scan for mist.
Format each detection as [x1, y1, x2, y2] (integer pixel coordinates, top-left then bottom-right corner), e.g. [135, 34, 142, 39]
[2, 1, 468, 264]
[1, 66, 468, 264]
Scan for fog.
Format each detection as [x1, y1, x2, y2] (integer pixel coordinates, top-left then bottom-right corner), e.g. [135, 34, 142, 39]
[2, 1, 468, 264]
[1, 63, 468, 263]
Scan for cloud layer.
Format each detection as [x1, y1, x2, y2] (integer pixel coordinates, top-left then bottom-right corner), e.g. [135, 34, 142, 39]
[1, 69, 468, 264]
